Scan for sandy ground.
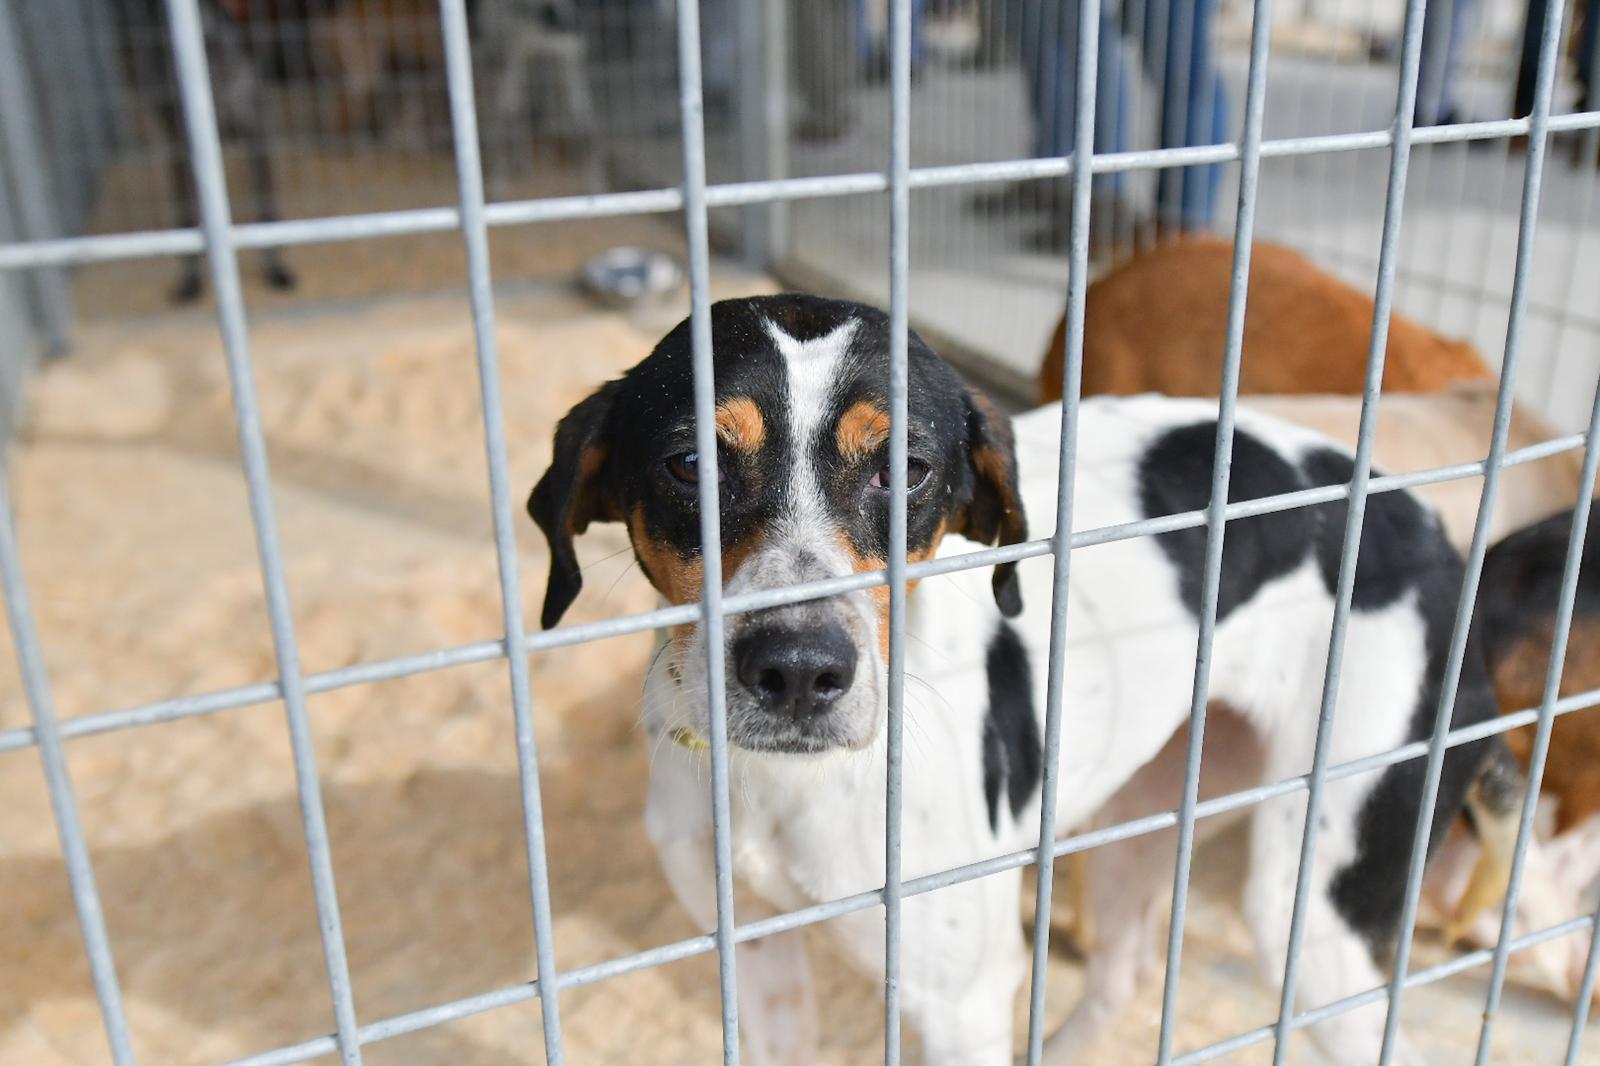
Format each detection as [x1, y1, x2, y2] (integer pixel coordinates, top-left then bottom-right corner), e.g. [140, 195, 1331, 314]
[2, 278, 1592, 1065]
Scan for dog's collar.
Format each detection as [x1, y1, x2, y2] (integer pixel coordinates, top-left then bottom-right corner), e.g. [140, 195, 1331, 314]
[668, 726, 709, 752]
[653, 626, 707, 751]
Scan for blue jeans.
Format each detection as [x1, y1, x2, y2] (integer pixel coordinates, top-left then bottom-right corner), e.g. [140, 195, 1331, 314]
[1517, 0, 1598, 115]
[1416, 0, 1481, 125]
[857, 0, 926, 68]
[1019, 0, 1228, 228]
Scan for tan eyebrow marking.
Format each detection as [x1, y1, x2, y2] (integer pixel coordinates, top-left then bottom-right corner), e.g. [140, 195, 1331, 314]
[850, 519, 947, 661]
[629, 507, 767, 650]
[715, 397, 766, 454]
[836, 400, 891, 461]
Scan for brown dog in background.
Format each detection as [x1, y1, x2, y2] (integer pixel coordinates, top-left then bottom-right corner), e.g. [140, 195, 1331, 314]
[1037, 237, 1492, 402]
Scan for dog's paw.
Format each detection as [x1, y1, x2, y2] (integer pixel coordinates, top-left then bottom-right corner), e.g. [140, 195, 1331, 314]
[263, 262, 296, 291]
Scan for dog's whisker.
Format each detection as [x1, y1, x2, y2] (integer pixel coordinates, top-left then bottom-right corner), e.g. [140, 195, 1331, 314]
[600, 561, 644, 606]
[579, 543, 637, 575]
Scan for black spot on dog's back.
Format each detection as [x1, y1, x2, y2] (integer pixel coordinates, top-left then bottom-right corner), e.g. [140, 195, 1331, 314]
[983, 622, 1041, 832]
[1140, 422, 1316, 621]
[1138, 423, 1500, 947]
[1301, 448, 1438, 610]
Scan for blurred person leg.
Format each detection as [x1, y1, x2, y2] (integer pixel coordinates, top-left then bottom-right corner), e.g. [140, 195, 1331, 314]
[974, 0, 1124, 216]
[795, 0, 858, 140]
[1151, 0, 1226, 235]
[1416, 0, 1481, 126]
[1573, 0, 1598, 164]
[700, 0, 738, 122]
[1514, 0, 1552, 119]
[858, 0, 928, 80]
[1579, 0, 1597, 112]
[1024, 0, 1143, 254]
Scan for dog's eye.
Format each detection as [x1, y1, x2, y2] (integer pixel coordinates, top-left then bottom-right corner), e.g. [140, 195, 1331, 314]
[665, 451, 726, 487]
[868, 458, 930, 493]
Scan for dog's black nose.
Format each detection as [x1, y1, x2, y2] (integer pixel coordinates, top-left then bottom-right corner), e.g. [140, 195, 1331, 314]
[734, 625, 856, 717]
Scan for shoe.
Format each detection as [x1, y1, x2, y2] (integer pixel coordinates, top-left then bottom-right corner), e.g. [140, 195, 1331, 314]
[967, 180, 1062, 215]
[860, 48, 923, 86]
[1026, 196, 1151, 260]
[795, 114, 854, 143]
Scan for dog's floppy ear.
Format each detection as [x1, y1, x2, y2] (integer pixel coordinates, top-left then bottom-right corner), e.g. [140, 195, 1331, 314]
[953, 386, 1028, 616]
[528, 383, 621, 629]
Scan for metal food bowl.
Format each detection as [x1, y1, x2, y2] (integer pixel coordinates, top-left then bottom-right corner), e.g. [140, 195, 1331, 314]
[579, 246, 684, 307]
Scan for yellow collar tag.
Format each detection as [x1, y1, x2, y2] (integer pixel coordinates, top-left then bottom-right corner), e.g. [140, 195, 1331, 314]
[669, 726, 710, 752]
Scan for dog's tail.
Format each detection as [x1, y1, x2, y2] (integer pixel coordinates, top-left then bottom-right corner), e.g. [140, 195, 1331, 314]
[1445, 741, 1526, 944]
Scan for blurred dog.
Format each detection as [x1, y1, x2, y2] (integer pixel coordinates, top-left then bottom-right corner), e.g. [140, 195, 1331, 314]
[1054, 387, 1600, 1005]
[1034, 239, 1599, 1005]
[1438, 503, 1600, 1002]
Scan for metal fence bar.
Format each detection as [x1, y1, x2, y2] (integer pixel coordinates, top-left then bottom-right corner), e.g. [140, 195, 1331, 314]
[1121, 0, 1153, 258]
[1174, 915, 1598, 1066]
[0, 475, 134, 1065]
[8, 112, 1600, 272]
[1464, 26, 1524, 350]
[1535, 14, 1600, 412]
[1159, 0, 1195, 237]
[734, 0, 786, 268]
[1473, 374, 1600, 1064]
[1, 430, 1587, 759]
[11, 22, 1600, 1044]
[221, 855, 1600, 1066]
[435, 1, 566, 1059]
[1022, 0, 1101, 1059]
[881, 0, 912, 1057]
[19, 4, 1600, 1063]
[1152, 0, 1276, 1058]
[1290, 238, 1600, 334]
[161, 1, 361, 1061]
[673, 0, 740, 1058]
[1376, 1, 1569, 1059]
[213, 677, 1600, 1066]
[0, 0, 74, 353]
[1270, 0, 1427, 1060]
[1567, 894, 1600, 1063]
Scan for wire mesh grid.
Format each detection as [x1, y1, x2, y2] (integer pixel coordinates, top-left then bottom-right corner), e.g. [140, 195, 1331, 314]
[4, 0, 1600, 1064]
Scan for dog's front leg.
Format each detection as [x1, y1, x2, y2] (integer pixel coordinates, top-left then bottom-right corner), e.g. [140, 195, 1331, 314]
[1040, 830, 1176, 1064]
[1244, 790, 1427, 1066]
[896, 874, 1025, 1066]
[908, 957, 1020, 1066]
[647, 756, 818, 1066]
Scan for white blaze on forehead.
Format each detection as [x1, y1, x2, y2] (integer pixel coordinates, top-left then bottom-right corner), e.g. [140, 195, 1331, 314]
[762, 315, 860, 555]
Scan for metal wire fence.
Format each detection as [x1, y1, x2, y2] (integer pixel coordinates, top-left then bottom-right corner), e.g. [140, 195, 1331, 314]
[4, 2, 1598, 414]
[4, 0, 1600, 1064]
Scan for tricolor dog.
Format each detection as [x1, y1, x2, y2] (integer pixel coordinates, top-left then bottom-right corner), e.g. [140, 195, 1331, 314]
[529, 294, 1513, 1065]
